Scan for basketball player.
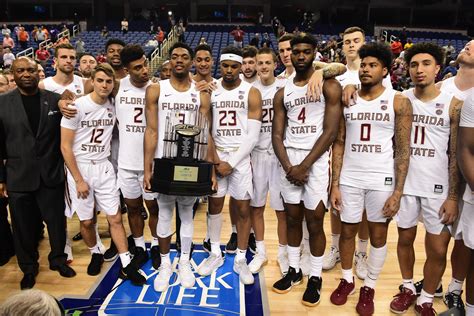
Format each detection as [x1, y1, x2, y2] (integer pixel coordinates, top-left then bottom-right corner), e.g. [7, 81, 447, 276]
[457, 89, 474, 316]
[240, 45, 258, 83]
[329, 43, 412, 315]
[159, 60, 171, 80]
[271, 33, 342, 306]
[115, 44, 160, 269]
[389, 43, 462, 315]
[78, 54, 97, 79]
[249, 47, 287, 274]
[144, 42, 215, 291]
[197, 45, 262, 285]
[60, 63, 146, 285]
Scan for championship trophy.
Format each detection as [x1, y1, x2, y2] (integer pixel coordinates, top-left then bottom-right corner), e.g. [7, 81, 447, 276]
[151, 110, 214, 196]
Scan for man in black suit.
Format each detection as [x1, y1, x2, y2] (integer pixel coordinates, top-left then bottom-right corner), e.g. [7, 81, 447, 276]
[0, 57, 76, 290]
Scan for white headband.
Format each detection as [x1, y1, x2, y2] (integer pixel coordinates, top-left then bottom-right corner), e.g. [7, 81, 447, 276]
[220, 53, 243, 64]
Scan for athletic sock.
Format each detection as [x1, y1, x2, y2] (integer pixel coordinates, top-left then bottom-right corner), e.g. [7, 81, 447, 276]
[357, 239, 368, 254]
[342, 268, 354, 283]
[232, 225, 237, 234]
[331, 233, 340, 250]
[403, 279, 417, 294]
[119, 251, 132, 267]
[465, 303, 474, 315]
[417, 289, 434, 305]
[250, 227, 255, 234]
[88, 244, 102, 255]
[161, 252, 171, 266]
[364, 244, 387, 289]
[278, 244, 288, 257]
[236, 248, 246, 262]
[256, 240, 266, 255]
[287, 245, 300, 272]
[151, 237, 159, 248]
[209, 213, 222, 255]
[180, 236, 192, 260]
[309, 254, 323, 278]
[447, 277, 464, 294]
[133, 236, 146, 250]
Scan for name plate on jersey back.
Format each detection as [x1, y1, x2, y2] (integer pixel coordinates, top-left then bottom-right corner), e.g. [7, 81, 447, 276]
[152, 111, 214, 196]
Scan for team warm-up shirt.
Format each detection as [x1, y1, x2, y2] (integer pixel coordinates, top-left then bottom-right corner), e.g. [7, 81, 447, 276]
[340, 88, 398, 191]
[211, 80, 252, 149]
[403, 89, 452, 198]
[336, 67, 393, 89]
[115, 77, 151, 170]
[440, 76, 471, 101]
[252, 78, 285, 152]
[60, 94, 115, 162]
[460, 89, 474, 204]
[43, 74, 85, 96]
[155, 79, 200, 159]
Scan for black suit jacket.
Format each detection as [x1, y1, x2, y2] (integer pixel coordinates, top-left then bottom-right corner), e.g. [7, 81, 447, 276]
[0, 88, 64, 192]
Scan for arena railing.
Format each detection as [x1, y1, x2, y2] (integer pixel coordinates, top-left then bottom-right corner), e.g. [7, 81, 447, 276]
[16, 47, 34, 58]
[72, 25, 80, 38]
[150, 25, 178, 75]
[57, 29, 70, 42]
[39, 38, 53, 51]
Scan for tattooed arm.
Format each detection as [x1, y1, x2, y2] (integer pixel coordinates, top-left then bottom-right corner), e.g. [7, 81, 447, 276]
[330, 113, 346, 212]
[382, 93, 412, 217]
[307, 62, 347, 101]
[439, 97, 463, 224]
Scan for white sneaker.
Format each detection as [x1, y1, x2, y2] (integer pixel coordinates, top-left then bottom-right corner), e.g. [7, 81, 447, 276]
[197, 252, 224, 276]
[322, 246, 340, 270]
[65, 238, 73, 263]
[248, 252, 268, 274]
[300, 249, 311, 276]
[154, 262, 173, 292]
[277, 253, 289, 276]
[178, 260, 195, 288]
[354, 252, 368, 280]
[233, 258, 254, 285]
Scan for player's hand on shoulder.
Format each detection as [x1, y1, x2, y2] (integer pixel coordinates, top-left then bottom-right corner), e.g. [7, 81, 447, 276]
[439, 198, 458, 225]
[342, 84, 358, 107]
[330, 185, 342, 213]
[76, 180, 90, 199]
[307, 69, 323, 101]
[59, 99, 77, 119]
[195, 80, 217, 94]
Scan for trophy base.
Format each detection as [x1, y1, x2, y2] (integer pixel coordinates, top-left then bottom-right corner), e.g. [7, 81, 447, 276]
[151, 158, 214, 196]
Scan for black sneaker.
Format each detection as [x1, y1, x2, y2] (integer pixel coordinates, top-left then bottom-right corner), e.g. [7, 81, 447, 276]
[248, 232, 256, 254]
[131, 247, 149, 268]
[104, 241, 118, 262]
[203, 239, 211, 253]
[150, 245, 161, 269]
[272, 266, 303, 294]
[72, 232, 83, 241]
[87, 253, 104, 276]
[398, 279, 443, 297]
[119, 264, 146, 286]
[225, 232, 237, 254]
[127, 235, 136, 255]
[443, 291, 465, 314]
[302, 276, 323, 306]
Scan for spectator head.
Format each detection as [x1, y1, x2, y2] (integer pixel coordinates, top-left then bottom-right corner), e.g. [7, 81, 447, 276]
[256, 47, 277, 81]
[120, 44, 149, 84]
[37, 63, 46, 80]
[404, 42, 444, 87]
[105, 38, 126, 69]
[194, 44, 213, 77]
[54, 43, 77, 75]
[219, 45, 243, 83]
[407, 38, 412, 44]
[3, 70, 16, 89]
[278, 33, 295, 68]
[79, 53, 98, 78]
[159, 60, 171, 80]
[0, 73, 9, 93]
[342, 26, 366, 61]
[358, 43, 393, 86]
[0, 289, 64, 316]
[241, 46, 258, 80]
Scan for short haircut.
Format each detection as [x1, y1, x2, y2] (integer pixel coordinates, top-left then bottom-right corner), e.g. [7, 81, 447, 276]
[194, 44, 212, 57]
[290, 32, 318, 49]
[403, 42, 445, 65]
[242, 46, 258, 59]
[0, 289, 62, 316]
[343, 26, 366, 39]
[105, 38, 126, 51]
[54, 43, 75, 57]
[221, 45, 242, 56]
[169, 42, 194, 59]
[91, 62, 115, 80]
[257, 47, 277, 62]
[120, 44, 145, 66]
[358, 42, 393, 69]
[79, 53, 96, 62]
[278, 33, 294, 43]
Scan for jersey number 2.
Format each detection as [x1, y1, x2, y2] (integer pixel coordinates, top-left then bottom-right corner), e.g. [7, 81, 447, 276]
[134, 108, 143, 123]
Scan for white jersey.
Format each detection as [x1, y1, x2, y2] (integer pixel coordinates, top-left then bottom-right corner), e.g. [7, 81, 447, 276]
[440, 77, 471, 101]
[277, 69, 296, 82]
[340, 88, 398, 191]
[253, 78, 286, 152]
[155, 79, 200, 159]
[211, 80, 252, 149]
[115, 77, 151, 170]
[460, 89, 474, 204]
[43, 74, 85, 96]
[60, 94, 115, 162]
[403, 89, 452, 198]
[336, 67, 393, 89]
[282, 78, 327, 152]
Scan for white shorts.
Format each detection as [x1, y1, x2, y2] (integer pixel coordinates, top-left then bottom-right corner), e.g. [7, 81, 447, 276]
[212, 150, 253, 200]
[250, 150, 284, 210]
[339, 184, 392, 224]
[280, 147, 329, 210]
[397, 195, 451, 235]
[460, 201, 474, 249]
[65, 160, 120, 221]
[117, 168, 158, 201]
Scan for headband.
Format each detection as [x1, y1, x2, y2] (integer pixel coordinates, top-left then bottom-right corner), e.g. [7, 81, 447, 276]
[220, 53, 243, 64]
